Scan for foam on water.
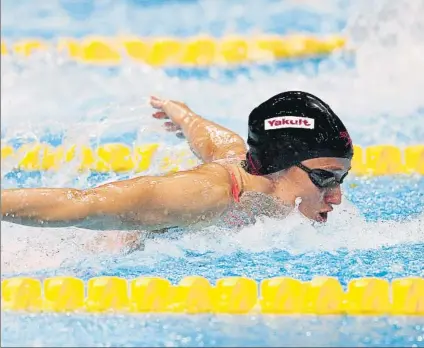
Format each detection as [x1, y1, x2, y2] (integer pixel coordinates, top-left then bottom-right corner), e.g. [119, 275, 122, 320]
[1, 0, 424, 275]
[2, 197, 423, 275]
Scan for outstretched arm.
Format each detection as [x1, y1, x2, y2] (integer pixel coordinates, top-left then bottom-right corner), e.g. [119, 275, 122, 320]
[1, 188, 93, 228]
[150, 96, 247, 163]
[1, 163, 235, 230]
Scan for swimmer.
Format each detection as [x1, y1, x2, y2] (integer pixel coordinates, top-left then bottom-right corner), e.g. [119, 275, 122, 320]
[1, 91, 353, 234]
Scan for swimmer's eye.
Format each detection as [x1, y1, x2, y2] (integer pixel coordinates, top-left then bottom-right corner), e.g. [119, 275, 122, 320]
[296, 163, 349, 188]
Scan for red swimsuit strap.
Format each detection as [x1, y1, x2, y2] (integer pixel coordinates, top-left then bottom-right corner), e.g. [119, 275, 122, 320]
[230, 171, 241, 203]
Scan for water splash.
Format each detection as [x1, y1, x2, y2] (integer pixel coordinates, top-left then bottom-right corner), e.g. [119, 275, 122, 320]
[2, 194, 423, 276]
[1, 0, 424, 276]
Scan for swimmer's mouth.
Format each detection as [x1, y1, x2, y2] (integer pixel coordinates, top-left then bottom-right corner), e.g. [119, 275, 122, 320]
[316, 209, 332, 223]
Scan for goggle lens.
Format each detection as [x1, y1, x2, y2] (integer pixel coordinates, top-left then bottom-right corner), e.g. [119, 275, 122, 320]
[296, 163, 349, 189]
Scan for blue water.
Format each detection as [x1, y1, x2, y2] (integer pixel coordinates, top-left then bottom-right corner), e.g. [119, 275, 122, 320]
[1, 0, 349, 39]
[1, 0, 424, 347]
[2, 313, 424, 347]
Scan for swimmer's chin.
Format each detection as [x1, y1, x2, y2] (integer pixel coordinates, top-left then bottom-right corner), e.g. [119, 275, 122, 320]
[306, 212, 329, 224]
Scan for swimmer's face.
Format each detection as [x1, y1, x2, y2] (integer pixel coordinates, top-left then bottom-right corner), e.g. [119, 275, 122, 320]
[280, 157, 351, 222]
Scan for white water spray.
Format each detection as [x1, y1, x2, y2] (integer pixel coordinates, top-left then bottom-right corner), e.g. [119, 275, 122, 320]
[1, 0, 423, 274]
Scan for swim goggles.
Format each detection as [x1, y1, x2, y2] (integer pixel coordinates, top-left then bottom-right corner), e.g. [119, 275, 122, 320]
[295, 163, 349, 189]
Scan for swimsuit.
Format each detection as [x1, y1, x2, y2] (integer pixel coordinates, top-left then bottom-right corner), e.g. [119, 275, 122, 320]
[229, 171, 241, 203]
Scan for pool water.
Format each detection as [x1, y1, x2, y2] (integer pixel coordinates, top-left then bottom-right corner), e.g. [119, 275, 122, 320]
[1, 0, 424, 347]
[2, 313, 424, 347]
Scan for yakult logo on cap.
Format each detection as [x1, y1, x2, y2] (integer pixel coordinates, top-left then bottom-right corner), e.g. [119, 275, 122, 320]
[264, 116, 315, 130]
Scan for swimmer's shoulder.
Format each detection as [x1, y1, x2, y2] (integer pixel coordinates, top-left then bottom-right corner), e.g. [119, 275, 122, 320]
[209, 158, 247, 197]
[161, 160, 245, 205]
[160, 162, 239, 203]
[192, 161, 238, 186]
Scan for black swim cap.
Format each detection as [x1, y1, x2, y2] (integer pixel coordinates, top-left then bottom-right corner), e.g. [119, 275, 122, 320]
[245, 91, 354, 175]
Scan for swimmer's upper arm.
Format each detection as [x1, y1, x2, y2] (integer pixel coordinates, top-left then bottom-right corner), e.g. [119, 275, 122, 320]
[88, 163, 234, 229]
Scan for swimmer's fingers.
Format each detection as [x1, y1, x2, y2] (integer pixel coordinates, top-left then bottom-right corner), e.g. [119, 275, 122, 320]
[175, 130, 185, 139]
[153, 111, 169, 120]
[151, 97, 174, 120]
[151, 96, 191, 127]
[163, 121, 181, 132]
[162, 122, 185, 138]
[150, 96, 165, 109]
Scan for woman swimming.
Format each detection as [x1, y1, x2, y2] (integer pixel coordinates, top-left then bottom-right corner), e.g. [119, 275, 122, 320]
[1, 91, 353, 234]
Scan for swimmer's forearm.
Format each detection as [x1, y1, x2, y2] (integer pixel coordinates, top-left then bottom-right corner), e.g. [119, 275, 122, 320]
[179, 112, 247, 162]
[1, 188, 91, 227]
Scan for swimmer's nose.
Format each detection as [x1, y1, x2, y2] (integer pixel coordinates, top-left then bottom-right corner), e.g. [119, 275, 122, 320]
[324, 185, 342, 205]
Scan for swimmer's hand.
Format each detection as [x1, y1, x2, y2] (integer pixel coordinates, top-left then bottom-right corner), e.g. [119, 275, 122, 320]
[150, 96, 192, 138]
